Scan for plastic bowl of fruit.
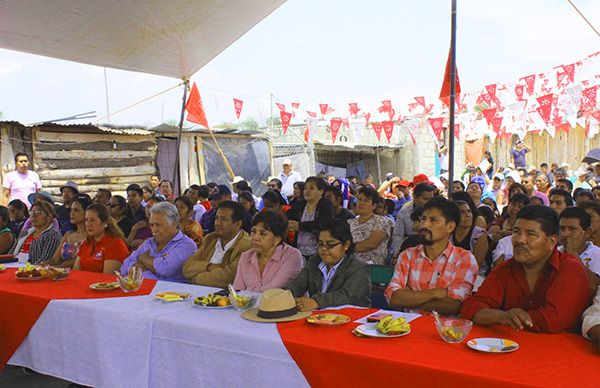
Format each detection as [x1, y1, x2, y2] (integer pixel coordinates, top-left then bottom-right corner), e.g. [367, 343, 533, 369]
[115, 267, 143, 293]
[434, 317, 472, 343]
[231, 293, 257, 312]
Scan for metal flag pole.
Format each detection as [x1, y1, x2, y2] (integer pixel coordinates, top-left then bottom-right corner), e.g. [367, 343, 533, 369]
[173, 79, 190, 195]
[447, 0, 457, 195]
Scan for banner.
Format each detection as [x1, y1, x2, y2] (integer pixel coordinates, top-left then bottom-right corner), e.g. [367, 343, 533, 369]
[280, 111, 292, 134]
[382, 120, 394, 143]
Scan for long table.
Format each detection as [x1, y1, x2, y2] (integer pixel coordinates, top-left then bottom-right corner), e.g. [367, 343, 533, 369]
[2, 263, 308, 388]
[3, 262, 600, 387]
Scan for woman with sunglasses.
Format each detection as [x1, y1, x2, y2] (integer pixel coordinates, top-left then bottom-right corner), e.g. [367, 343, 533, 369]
[12, 201, 62, 264]
[284, 219, 371, 311]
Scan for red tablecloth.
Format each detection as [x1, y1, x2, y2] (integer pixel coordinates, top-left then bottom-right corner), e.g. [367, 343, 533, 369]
[0, 268, 156, 367]
[277, 307, 600, 387]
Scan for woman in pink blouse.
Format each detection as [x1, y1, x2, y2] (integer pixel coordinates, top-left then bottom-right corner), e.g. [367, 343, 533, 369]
[233, 210, 303, 292]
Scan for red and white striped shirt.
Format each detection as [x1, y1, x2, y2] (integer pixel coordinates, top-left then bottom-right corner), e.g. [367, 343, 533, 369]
[385, 242, 478, 305]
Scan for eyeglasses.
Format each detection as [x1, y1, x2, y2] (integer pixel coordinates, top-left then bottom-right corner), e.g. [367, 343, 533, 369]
[317, 241, 343, 250]
[109, 204, 120, 208]
[31, 210, 47, 216]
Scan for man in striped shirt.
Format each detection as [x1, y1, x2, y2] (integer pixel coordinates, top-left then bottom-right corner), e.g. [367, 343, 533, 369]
[385, 196, 478, 316]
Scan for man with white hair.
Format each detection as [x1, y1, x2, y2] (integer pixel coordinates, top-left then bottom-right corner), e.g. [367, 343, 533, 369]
[279, 158, 302, 198]
[121, 202, 198, 282]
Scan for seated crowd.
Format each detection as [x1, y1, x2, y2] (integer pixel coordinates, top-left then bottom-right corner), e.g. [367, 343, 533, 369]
[6, 155, 600, 350]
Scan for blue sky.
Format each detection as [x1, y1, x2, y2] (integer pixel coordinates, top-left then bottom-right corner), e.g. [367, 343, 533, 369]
[0, 0, 599, 127]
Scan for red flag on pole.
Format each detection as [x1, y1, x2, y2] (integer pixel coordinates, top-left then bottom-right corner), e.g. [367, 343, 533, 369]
[185, 83, 209, 127]
[439, 49, 461, 103]
[330, 119, 342, 143]
[280, 111, 292, 134]
[233, 98, 243, 119]
[348, 103, 360, 116]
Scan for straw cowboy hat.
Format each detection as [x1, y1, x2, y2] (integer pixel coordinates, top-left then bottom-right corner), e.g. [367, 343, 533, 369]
[242, 288, 311, 323]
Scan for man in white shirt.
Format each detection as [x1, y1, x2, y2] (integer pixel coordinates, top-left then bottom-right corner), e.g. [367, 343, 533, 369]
[182, 201, 251, 288]
[558, 207, 600, 290]
[3, 152, 42, 207]
[279, 159, 302, 198]
[391, 181, 435, 256]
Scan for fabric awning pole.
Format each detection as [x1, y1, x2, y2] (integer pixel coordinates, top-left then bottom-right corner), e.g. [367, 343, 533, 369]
[447, 0, 457, 195]
[173, 79, 190, 195]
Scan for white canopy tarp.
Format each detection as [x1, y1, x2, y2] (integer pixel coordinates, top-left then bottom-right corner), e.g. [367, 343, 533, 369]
[0, 0, 285, 79]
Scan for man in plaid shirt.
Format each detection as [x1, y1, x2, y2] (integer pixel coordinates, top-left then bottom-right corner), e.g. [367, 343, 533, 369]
[385, 196, 478, 316]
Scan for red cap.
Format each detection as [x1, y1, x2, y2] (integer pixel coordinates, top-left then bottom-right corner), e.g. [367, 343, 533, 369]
[396, 179, 410, 188]
[409, 173, 432, 188]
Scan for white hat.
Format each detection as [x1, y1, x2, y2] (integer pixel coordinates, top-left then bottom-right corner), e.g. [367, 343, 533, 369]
[560, 162, 571, 169]
[506, 171, 521, 184]
[575, 166, 589, 176]
[230, 176, 245, 184]
[282, 158, 293, 166]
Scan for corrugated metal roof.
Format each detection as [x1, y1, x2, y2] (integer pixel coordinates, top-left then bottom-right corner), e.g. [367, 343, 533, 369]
[1, 121, 154, 136]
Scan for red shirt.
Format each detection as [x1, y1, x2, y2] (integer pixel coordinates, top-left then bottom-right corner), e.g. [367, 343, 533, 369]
[461, 249, 592, 333]
[201, 200, 211, 211]
[78, 234, 129, 273]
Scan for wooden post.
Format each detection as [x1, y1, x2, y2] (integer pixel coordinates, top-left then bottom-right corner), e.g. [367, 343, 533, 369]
[173, 79, 189, 195]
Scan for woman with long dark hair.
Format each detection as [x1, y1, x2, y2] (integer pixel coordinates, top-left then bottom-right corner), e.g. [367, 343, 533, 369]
[73, 203, 129, 274]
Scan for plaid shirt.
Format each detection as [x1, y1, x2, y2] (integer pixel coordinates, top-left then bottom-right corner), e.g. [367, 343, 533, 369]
[14, 226, 62, 265]
[384, 242, 478, 304]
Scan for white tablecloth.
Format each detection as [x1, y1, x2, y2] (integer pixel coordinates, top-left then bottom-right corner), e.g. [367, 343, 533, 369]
[8, 279, 308, 388]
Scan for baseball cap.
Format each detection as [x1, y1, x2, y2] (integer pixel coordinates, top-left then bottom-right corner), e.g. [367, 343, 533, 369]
[409, 173, 432, 188]
[470, 176, 485, 189]
[493, 173, 505, 181]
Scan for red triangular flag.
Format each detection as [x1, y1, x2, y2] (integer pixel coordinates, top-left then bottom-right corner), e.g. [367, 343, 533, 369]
[480, 93, 493, 107]
[306, 111, 317, 118]
[514, 84, 525, 100]
[481, 107, 497, 126]
[428, 117, 445, 141]
[303, 126, 309, 142]
[581, 86, 599, 112]
[275, 102, 286, 112]
[291, 102, 300, 109]
[454, 123, 460, 139]
[185, 83, 209, 128]
[414, 96, 426, 107]
[319, 104, 329, 115]
[326, 106, 335, 115]
[372, 122, 383, 141]
[408, 103, 419, 112]
[387, 109, 396, 121]
[491, 116, 503, 133]
[341, 118, 350, 128]
[562, 64, 575, 83]
[536, 93, 554, 124]
[439, 49, 461, 102]
[591, 110, 600, 123]
[380, 100, 393, 112]
[365, 112, 371, 126]
[348, 103, 360, 116]
[233, 98, 243, 119]
[330, 118, 342, 143]
[382, 121, 394, 143]
[521, 74, 536, 95]
[280, 111, 292, 134]
[485, 84, 497, 99]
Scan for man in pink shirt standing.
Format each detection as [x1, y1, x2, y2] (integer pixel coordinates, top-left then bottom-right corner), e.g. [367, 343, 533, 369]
[3, 153, 42, 207]
[385, 196, 479, 316]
